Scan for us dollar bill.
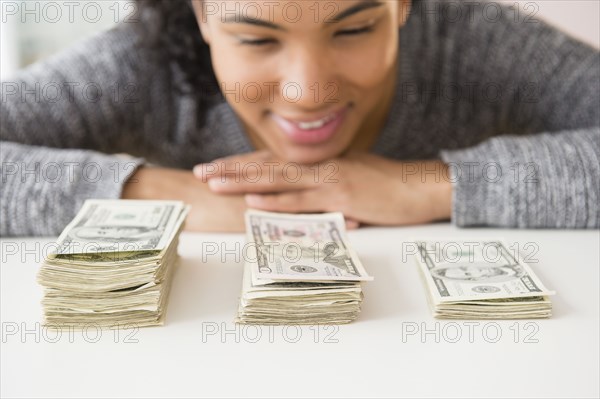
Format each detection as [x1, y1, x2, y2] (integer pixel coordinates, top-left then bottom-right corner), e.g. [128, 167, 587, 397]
[51, 200, 188, 256]
[414, 240, 555, 302]
[245, 210, 373, 282]
[38, 200, 189, 328]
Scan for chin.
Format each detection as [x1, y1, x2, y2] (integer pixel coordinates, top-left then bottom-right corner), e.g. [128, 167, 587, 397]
[274, 143, 347, 165]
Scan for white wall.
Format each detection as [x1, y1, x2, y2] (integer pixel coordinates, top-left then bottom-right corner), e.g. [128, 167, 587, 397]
[500, 0, 600, 48]
[1, 0, 133, 79]
[0, 10, 19, 80]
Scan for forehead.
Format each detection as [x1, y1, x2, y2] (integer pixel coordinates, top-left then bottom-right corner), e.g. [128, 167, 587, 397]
[200, 0, 388, 26]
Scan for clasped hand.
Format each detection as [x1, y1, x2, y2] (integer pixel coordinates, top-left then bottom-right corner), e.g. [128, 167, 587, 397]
[194, 150, 452, 229]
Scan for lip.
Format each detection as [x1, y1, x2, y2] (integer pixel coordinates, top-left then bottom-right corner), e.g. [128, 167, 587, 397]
[271, 106, 349, 145]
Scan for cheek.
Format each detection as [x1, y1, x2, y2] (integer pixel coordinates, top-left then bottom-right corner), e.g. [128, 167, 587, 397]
[209, 49, 278, 119]
[336, 35, 398, 89]
[209, 54, 239, 89]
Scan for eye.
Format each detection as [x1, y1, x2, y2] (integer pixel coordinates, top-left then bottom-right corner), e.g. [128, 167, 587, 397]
[335, 24, 376, 37]
[239, 38, 276, 47]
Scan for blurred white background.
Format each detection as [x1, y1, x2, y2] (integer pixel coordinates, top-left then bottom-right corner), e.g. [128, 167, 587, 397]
[1, 0, 133, 79]
[1, 0, 599, 80]
[500, 0, 599, 48]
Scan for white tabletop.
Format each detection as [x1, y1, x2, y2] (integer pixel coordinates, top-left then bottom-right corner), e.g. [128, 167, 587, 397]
[1, 224, 599, 398]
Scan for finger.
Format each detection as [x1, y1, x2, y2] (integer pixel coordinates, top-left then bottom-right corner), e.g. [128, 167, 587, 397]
[245, 192, 359, 228]
[193, 151, 271, 181]
[345, 219, 360, 230]
[206, 165, 321, 194]
[244, 190, 330, 213]
[193, 150, 272, 181]
[205, 156, 330, 193]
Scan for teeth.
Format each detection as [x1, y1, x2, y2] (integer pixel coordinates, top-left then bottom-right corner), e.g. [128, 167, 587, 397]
[298, 120, 326, 130]
[296, 114, 335, 130]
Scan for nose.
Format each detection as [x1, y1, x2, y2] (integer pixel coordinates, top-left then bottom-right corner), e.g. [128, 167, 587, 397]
[279, 45, 339, 111]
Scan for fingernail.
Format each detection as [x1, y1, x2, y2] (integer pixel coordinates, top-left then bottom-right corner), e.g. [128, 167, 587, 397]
[193, 165, 203, 177]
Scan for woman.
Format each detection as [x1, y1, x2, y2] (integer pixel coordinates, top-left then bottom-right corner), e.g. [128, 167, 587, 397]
[1, 0, 598, 236]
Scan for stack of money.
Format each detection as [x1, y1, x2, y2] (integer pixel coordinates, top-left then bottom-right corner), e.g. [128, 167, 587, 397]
[236, 210, 372, 325]
[38, 200, 189, 328]
[413, 240, 555, 319]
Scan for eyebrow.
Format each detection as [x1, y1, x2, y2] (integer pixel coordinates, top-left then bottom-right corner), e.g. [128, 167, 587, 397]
[329, 0, 384, 23]
[222, 0, 384, 31]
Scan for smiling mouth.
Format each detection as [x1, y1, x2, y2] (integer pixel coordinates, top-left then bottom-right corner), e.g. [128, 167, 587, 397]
[295, 113, 339, 130]
[271, 106, 350, 145]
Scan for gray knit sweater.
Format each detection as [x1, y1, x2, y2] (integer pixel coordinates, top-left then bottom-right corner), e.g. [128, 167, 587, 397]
[1, 0, 599, 236]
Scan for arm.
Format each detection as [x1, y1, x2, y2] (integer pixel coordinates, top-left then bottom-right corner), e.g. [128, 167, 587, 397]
[422, 0, 600, 228]
[1, 23, 154, 236]
[1, 142, 143, 236]
[121, 166, 249, 233]
[441, 128, 600, 228]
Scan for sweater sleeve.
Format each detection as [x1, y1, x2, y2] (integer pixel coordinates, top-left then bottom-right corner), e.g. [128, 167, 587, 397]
[0, 23, 153, 237]
[440, 128, 600, 228]
[436, 1, 600, 228]
[0, 142, 143, 236]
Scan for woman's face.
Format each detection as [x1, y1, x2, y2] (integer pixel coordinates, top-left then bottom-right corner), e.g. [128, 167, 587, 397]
[192, 0, 410, 164]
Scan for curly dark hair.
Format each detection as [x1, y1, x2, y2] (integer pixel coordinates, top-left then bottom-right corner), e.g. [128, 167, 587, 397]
[135, 0, 221, 111]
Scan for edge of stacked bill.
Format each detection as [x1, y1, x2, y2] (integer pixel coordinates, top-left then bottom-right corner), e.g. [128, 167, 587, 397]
[37, 200, 189, 328]
[236, 210, 373, 325]
[412, 240, 555, 319]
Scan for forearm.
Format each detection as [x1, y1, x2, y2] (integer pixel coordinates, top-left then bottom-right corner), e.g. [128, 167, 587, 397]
[122, 166, 248, 233]
[441, 128, 600, 228]
[420, 161, 452, 222]
[1, 141, 143, 237]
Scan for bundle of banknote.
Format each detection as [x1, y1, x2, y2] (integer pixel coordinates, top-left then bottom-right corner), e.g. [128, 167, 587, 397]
[38, 200, 189, 328]
[413, 240, 555, 319]
[236, 210, 373, 325]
